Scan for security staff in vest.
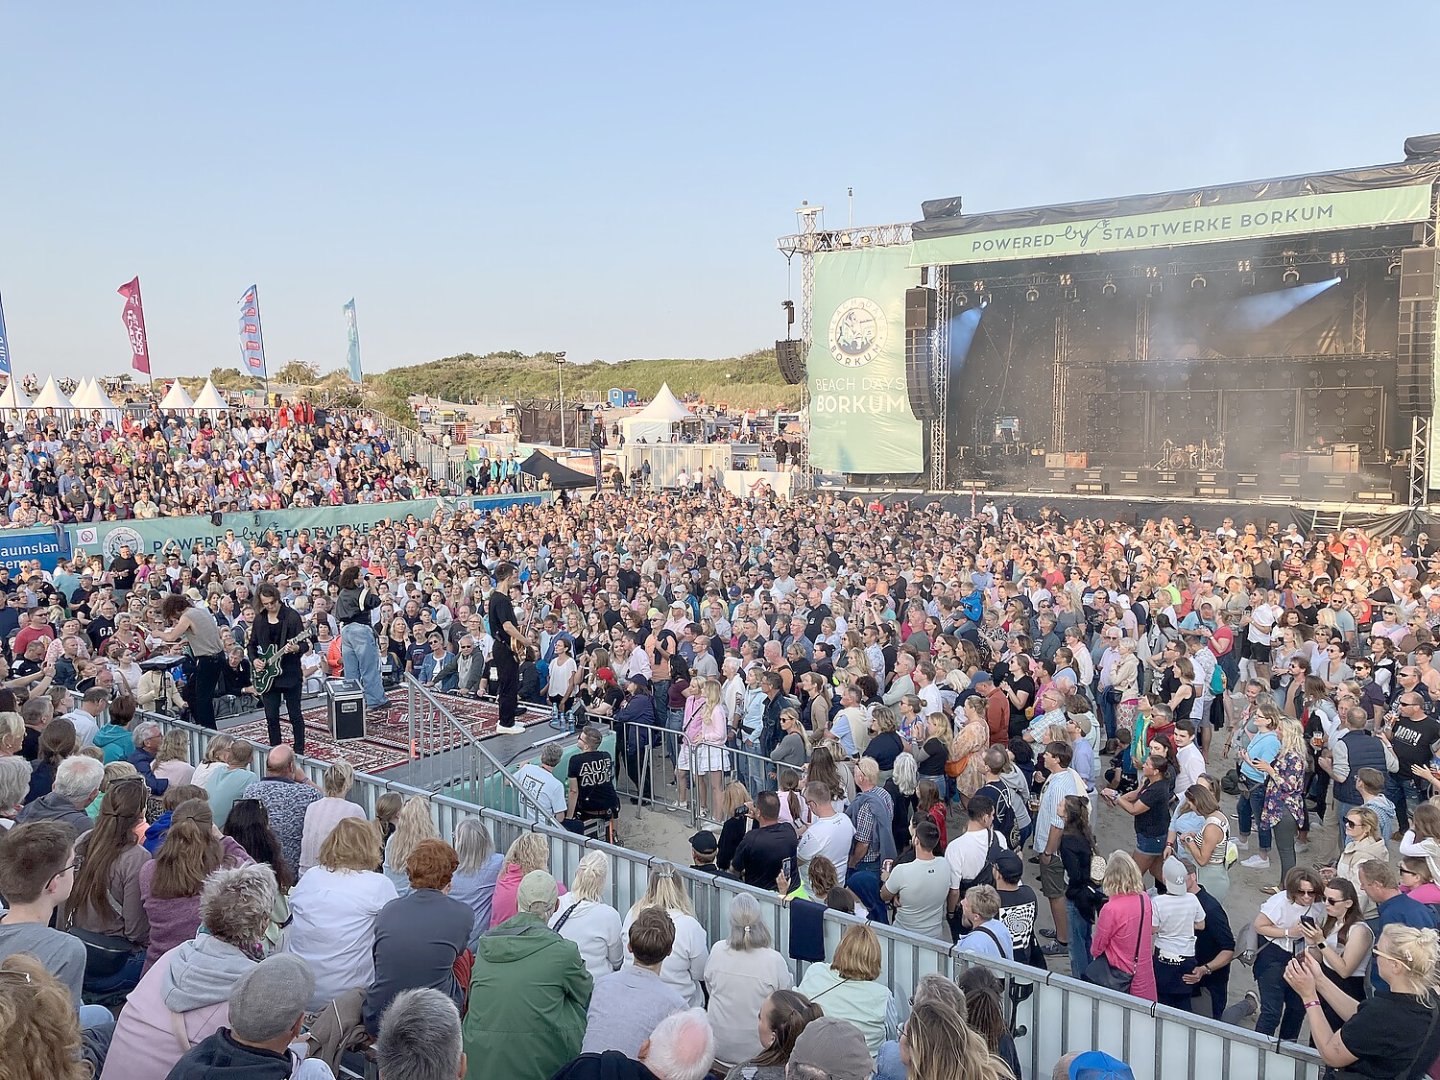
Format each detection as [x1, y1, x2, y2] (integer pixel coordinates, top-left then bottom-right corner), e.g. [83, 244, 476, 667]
[1319, 705, 1397, 847]
[335, 564, 387, 712]
[488, 563, 527, 735]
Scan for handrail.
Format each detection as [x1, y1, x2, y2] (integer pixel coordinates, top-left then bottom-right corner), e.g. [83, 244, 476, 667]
[145, 709, 1320, 1080]
[403, 675, 560, 827]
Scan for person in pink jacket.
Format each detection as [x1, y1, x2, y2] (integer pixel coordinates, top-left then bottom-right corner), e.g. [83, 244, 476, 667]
[490, 832, 566, 928]
[1089, 851, 1157, 1003]
[101, 863, 277, 1080]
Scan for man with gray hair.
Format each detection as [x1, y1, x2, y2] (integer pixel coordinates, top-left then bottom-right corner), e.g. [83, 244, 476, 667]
[514, 741, 567, 823]
[167, 953, 335, 1078]
[377, 988, 466, 1080]
[127, 719, 170, 795]
[637, 1008, 716, 1080]
[17, 754, 101, 833]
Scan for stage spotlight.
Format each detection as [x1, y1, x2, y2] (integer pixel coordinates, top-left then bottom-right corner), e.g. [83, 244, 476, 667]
[1144, 266, 1159, 278]
[1058, 273, 1073, 287]
[979, 296, 990, 309]
[1282, 266, 1300, 284]
[1388, 258, 1402, 278]
[1063, 286, 1079, 302]
[1025, 286, 1040, 302]
[1101, 275, 1117, 296]
[972, 280, 985, 293]
[1148, 281, 1163, 297]
[1191, 275, 1207, 289]
[955, 291, 971, 308]
[1330, 251, 1346, 266]
[1237, 259, 1252, 273]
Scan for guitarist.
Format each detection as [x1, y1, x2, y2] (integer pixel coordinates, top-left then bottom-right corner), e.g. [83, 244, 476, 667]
[248, 582, 310, 754]
[488, 562, 527, 735]
[158, 592, 225, 731]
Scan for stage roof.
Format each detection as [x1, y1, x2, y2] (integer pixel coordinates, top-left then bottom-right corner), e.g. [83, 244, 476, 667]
[913, 136, 1440, 241]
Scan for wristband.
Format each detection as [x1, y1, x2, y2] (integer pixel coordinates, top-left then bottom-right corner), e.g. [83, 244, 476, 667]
[1303, 1000, 1322, 1010]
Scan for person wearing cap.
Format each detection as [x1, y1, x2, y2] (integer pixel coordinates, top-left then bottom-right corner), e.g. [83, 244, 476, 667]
[1151, 856, 1205, 1012]
[464, 868, 593, 1080]
[1053, 1050, 1136, 1080]
[166, 954, 334, 1079]
[786, 1015, 874, 1080]
[614, 673, 658, 801]
[688, 829, 737, 881]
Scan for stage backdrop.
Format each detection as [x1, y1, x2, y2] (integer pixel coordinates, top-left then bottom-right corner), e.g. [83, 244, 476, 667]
[807, 246, 923, 473]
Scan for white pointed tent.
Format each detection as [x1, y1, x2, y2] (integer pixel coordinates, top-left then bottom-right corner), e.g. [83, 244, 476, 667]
[76, 377, 124, 424]
[158, 379, 196, 412]
[192, 379, 230, 412]
[621, 382, 694, 444]
[71, 377, 95, 406]
[0, 379, 32, 421]
[32, 376, 73, 420]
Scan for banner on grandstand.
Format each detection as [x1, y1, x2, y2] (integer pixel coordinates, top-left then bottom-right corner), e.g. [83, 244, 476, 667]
[64, 493, 550, 561]
[0, 527, 65, 572]
[806, 246, 924, 474]
[343, 299, 362, 383]
[911, 183, 1437, 266]
[238, 285, 267, 376]
[0, 290, 11, 375]
[117, 277, 151, 375]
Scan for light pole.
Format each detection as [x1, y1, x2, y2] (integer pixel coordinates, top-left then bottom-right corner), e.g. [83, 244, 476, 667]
[554, 351, 568, 446]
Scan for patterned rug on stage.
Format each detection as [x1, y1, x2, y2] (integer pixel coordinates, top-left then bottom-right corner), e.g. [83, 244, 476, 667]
[223, 689, 551, 774]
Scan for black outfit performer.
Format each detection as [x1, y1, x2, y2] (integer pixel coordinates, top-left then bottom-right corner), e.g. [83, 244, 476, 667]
[248, 585, 310, 753]
[488, 563, 524, 734]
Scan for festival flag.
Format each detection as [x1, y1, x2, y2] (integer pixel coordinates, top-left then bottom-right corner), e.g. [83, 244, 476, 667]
[0, 290, 11, 375]
[237, 285, 267, 376]
[117, 277, 151, 375]
[343, 298, 362, 383]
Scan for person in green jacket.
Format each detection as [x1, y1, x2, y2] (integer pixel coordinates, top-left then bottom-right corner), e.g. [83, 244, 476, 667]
[93, 694, 137, 763]
[464, 869, 593, 1080]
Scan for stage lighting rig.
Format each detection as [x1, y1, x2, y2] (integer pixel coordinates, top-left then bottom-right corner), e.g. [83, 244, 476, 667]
[1025, 286, 1040, 302]
[1191, 275, 1207, 289]
[1101, 275, 1117, 297]
[1282, 252, 1300, 284]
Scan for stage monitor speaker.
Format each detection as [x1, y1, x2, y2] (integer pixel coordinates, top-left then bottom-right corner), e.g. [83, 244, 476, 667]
[1398, 253, 1437, 417]
[325, 679, 367, 741]
[775, 339, 805, 384]
[904, 287, 940, 421]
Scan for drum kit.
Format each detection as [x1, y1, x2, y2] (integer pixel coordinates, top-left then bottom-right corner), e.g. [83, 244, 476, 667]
[1153, 437, 1225, 470]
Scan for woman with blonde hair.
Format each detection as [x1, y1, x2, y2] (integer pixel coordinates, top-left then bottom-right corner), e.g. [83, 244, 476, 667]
[1285, 923, 1440, 1077]
[284, 817, 397, 1010]
[0, 710, 26, 756]
[381, 795, 439, 896]
[490, 831, 564, 928]
[622, 861, 708, 1006]
[150, 729, 194, 788]
[705, 892, 793, 1067]
[1251, 717, 1308, 890]
[187, 733, 234, 789]
[298, 758, 365, 874]
[1088, 851, 1156, 1003]
[901, 1000, 1014, 1080]
[794, 922, 897, 1054]
[549, 850, 623, 981]
[449, 818, 503, 950]
[1328, 807, 1388, 919]
[0, 954, 91, 1080]
[950, 694, 991, 800]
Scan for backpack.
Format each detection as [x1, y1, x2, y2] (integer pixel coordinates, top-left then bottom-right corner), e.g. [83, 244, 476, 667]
[1208, 662, 1226, 696]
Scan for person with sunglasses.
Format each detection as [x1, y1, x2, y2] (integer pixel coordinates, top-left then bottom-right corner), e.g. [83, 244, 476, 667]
[1250, 867, 1325, 1041]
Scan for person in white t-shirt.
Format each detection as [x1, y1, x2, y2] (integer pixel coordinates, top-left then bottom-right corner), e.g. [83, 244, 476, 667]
[795, 782, 855, 889]
[881, 819, 950, 940]
[547, 638, 580, 725]
[514, 743, 567, 822]
[1151, 857, 1205, 1013]
[1174, 721, 1206, 801]
[945, 794, 1008, 903]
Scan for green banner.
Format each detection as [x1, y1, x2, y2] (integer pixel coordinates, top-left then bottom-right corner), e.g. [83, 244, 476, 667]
[911, 183, 1435, 266]
[807, 246, 923, 473]
[63, 493, 554, 563]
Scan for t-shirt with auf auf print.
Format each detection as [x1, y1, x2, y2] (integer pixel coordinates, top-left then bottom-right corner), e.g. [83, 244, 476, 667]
[568, 750, 619, 813]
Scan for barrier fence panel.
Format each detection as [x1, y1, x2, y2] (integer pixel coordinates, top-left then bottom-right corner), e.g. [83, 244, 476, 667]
[145, 710, 1320, 1080]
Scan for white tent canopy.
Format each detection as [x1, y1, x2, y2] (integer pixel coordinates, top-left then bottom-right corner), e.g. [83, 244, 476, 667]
[159, 379, 196, 411]
[32, 376, 73, 411]
[0, 379, 32, 418]
[192, 379, 229, 411]
[621, 382, 694, 444]
[70, 377, 96, 407]
[88, 380, 122, 413]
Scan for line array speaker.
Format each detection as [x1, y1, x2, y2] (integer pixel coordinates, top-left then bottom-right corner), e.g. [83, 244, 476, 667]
[1398, 248, 1438, 417]
[904, 287, 940, 421]
[775, 339, 805, 385]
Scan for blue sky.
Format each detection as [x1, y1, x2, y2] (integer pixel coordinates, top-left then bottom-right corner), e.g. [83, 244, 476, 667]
[3, 2, 1438, 381]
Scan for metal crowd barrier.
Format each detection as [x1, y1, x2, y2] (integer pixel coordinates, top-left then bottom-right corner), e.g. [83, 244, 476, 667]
[146, 711, 1320, 1080]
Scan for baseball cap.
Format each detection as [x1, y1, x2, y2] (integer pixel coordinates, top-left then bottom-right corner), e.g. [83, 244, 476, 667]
[970, 671, 993, 685]
[1069, 1051, 1136, 1080]
[689, 830, 718, 854]
[993, 850, 1025, 883]
[516, 870, 558, 913]
[628, 673, 651, 692]
[1161, 855, 1190, 895]
[789, 1017, 872, 1080]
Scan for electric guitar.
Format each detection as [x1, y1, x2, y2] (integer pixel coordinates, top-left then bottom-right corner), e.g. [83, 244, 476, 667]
[253, 627, 315, 696]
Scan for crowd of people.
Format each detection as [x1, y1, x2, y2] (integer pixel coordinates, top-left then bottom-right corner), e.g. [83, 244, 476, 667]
[8, 391, 1440, 1077]
[0, 399, 444, 526]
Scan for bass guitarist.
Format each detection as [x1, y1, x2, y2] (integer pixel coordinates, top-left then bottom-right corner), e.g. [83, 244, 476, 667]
[158, 593, 225, 730]
[248, 582, 310, 753]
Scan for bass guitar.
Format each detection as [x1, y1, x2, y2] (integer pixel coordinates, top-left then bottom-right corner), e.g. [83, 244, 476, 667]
[253, 627, 315, 696]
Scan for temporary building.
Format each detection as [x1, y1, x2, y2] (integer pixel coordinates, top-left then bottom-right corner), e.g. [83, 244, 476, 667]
[158, 379, 196, 412]
[70, 377, 95, 406]
[32, 376, 74, 414]
[518, 450, 592, 490]
[77, 378, 124, 424]
[620, 383, 693, 445]
[192, 379, 230, 412]
[0, 379, 32, 420]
